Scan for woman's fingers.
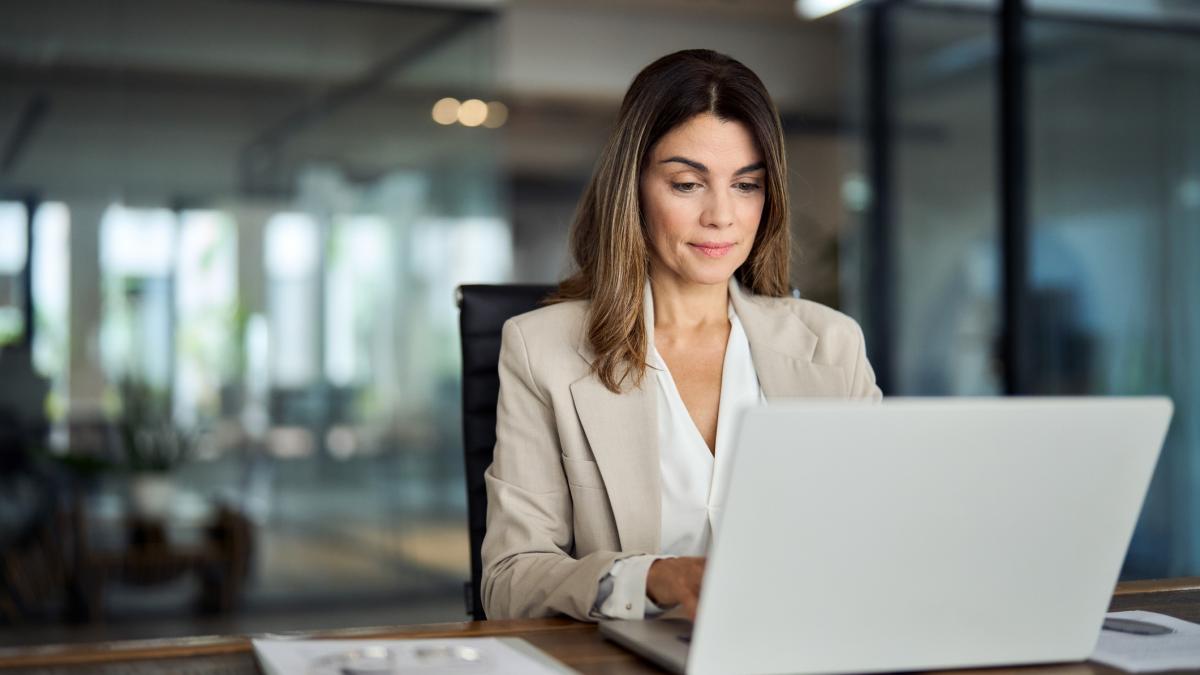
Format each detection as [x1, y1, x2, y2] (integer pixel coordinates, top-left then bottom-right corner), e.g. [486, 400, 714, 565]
[684, 558, 706, 621]
[682, 585, 702, 621]
[647, 556, 707, 616]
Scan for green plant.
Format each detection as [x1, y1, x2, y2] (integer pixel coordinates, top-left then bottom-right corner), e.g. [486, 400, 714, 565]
[35, 446, 114, 478]
[116, 379, 196, 473]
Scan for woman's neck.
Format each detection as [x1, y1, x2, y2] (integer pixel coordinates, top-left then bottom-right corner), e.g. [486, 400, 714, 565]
[649, 271, 729, 331]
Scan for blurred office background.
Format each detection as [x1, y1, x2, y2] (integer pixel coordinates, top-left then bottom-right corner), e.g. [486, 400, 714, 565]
[0, 0, 1196, 647]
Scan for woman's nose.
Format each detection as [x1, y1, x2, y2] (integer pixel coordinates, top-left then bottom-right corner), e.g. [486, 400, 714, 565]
[701, 190, 735, 228]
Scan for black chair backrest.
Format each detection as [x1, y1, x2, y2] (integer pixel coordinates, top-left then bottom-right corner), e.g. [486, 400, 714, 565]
[457, 283, 557, 620]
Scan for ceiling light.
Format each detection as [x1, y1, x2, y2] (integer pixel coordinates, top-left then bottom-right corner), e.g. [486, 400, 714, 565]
[795, 0, 864, 19]
[432, 97, 460, 125]
[483, 101, 509, 129]
[458, 98, 488, 127]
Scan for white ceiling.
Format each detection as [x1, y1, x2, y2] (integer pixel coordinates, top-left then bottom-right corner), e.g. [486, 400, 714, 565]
[2, 0, 1193, 203]
[0, 0, 845, 201]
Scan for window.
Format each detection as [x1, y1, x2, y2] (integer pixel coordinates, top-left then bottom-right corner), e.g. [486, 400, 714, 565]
[0, 201, 28, 347]
[31, 202, 70, 419]
[265, 212, 320, 388]
[99, 204, 176, 389]
[325, 214, 391, 388]
[174, 210, 237, 428]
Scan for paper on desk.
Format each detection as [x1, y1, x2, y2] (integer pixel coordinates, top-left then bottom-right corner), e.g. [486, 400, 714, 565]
[253, 636, 575, 675]
[1091, 611, 1200, 672]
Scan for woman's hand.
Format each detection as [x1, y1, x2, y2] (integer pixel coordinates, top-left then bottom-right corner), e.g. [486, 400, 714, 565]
[646, 557, 707, 621]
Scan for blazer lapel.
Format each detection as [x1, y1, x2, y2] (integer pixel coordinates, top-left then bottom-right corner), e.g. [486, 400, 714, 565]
[569, 374, 660, 554]
[568, 282, 661, 554]
[729, 279, 850, 398]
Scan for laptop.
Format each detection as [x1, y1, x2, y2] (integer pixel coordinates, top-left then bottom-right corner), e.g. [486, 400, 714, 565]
[600, 397, 1173, 675]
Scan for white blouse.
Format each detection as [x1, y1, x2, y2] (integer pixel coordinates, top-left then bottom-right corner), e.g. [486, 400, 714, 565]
[594, 280, 765, 619]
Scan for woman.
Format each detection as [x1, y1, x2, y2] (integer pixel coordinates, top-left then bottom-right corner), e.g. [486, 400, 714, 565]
[481, 49, 881, 622]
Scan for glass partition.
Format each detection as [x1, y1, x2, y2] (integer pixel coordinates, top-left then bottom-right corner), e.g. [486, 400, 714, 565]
[841, 0, 1200, 580]
[892, 5, 1001, 396]
[1026, 19, 1200, 578]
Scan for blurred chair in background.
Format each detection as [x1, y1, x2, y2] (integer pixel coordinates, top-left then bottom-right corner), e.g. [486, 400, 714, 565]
[0, 344, 58, 623]
[0, 341, 256, 624]
[457, 284, 555, 620]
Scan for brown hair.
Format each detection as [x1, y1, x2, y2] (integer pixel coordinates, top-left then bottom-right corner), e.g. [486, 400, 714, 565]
[554, 49, 791, 393]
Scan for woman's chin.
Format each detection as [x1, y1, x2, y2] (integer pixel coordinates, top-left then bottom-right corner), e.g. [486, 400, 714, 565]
[678, 265, 738, 288]
[653, 253, 746, 288]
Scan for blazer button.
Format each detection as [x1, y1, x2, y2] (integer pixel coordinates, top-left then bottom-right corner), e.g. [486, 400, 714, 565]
[626, 602, 633, 611]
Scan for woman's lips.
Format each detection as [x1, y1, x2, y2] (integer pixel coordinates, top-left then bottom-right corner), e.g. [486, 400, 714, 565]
[689, 242, 735, 258]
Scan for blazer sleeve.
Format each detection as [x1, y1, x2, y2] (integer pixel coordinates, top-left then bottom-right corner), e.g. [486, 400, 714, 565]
[850, 321, 884, 401]
[480, 318, 637, 620]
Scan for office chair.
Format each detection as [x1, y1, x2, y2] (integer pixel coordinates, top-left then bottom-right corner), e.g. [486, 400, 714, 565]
[457, 283, 556, 620]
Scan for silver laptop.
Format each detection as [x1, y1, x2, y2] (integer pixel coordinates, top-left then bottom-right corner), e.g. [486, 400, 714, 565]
[600, 397, 1173, 675]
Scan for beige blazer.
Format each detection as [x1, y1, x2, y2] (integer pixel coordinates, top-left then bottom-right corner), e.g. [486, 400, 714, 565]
[481, 278, 882, 620]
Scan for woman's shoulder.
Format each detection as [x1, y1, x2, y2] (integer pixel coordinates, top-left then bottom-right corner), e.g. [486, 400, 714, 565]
[743, 292, 866, 341]
[506, 298, 587, 333]
[740, 293, 869, 373]
[502, 298, 589, 357]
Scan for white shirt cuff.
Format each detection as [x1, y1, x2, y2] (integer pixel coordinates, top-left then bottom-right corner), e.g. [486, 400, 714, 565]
[593, 554, 674, 620]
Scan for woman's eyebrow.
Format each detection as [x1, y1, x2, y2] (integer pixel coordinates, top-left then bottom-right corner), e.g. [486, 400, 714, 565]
[735, 161, 766, 175]
[660, 156, 765, 175]
[661, 156, 708, 172]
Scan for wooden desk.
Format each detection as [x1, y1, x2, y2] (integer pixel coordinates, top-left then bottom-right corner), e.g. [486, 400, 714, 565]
[3, 578, 1199, 674]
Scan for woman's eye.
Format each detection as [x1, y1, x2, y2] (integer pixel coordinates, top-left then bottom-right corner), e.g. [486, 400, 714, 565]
[672, 182, 700, 193]
[735, 182, 762, 192]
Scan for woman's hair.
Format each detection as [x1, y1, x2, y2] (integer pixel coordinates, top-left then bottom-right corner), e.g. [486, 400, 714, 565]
[554, 48, 792, 393]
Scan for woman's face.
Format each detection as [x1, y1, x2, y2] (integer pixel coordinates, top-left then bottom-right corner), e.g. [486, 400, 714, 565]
[640, 112, 766, 289]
